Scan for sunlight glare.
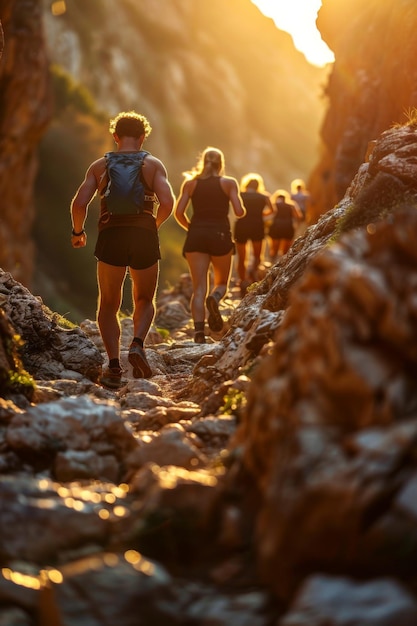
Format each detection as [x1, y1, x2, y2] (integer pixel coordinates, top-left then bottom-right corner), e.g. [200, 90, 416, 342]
[51, 1, 66, 16]
[251, 0, 334, 67]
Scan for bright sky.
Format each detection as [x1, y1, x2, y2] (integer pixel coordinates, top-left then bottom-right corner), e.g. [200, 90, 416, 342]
[251, 0, 334, 67]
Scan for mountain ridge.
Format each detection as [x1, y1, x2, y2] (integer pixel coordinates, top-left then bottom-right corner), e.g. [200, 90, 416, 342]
[42, 0, 327, 190]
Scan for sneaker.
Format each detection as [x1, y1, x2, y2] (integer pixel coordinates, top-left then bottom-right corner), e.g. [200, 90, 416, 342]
[128, 343, 152, 378]
[99, 367, 125, 390]
[194, 331, 206, 344]
[206, 294, 224, 332]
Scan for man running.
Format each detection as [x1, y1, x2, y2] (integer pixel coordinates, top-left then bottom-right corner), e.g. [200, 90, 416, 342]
[70, 111, 175, 388]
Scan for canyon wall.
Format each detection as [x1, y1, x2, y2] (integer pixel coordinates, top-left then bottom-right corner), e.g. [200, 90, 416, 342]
[309, 0, 417, 220]
[0, 0, 51, 285]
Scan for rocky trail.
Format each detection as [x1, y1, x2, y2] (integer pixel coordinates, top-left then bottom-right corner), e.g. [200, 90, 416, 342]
[3, 122, 417, 624]
[0, 268, 274, 626]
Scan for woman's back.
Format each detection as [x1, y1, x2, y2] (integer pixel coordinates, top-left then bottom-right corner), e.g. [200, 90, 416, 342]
[191, 176, 230, 224]
[240, 191, 267, 223]
[274, 201, 293, 221]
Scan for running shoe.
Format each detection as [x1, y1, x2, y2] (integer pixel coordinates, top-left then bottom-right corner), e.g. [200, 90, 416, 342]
[99, 367, 125, 390]
[128, 343, 152, 378]
[206, 294, 224, 332]
[194, 331, 206, 344]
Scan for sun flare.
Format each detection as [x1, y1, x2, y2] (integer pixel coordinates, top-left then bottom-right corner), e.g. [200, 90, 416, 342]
[251, 0, 334, 67]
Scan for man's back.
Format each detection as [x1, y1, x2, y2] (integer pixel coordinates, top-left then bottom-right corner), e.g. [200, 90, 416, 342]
[102, 150, 153, 215]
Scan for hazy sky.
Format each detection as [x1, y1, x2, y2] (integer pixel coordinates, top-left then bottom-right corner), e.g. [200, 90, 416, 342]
[251, 0, 334, 66]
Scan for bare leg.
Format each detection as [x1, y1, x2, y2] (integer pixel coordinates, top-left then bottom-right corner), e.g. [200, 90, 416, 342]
[210, 251, 233, 300]
[235, 241, 247, 283]
[185, 252, 210, 324]
[268, 237, 280, 262]
[129, 263, 159, 341]
[248, 239, 263, 280]
[96, 261, 127, 362]
[281, 239, 292, 256]
[203, 252, 233, 331]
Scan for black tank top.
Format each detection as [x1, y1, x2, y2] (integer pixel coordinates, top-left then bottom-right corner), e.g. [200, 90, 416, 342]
[240, 191, 267, 226]
[274, 202, 293, 223]
[190, 176, 230, 226]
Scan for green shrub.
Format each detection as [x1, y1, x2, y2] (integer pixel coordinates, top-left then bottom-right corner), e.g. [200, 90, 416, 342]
[50, 64, 106, 120]
[221, 388, 246, 416]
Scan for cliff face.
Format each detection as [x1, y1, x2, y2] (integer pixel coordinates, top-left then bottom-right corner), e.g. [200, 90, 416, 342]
[0, 0, 52, 285]
[41, 0, 325, 191]
[310, 0, 417, 220]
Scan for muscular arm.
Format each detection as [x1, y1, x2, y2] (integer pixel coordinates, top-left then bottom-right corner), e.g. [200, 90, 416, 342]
[70, 159, 101, 247]
[143, 156, 175, 229]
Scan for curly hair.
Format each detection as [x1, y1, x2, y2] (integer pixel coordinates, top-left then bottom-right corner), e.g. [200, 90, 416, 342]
[109, 111, 152, 139]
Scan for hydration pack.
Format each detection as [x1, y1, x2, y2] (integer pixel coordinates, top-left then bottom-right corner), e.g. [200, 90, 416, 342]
[102, 150, 152, 215]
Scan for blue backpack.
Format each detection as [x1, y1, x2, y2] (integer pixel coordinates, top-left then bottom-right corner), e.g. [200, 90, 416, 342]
[102, 150, 152, 214]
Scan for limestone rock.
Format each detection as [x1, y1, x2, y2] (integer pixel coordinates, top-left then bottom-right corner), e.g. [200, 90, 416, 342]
[281, 576, 417, 626]
[6, 396, 138, 480]
[0, 0, 51, 284]
[125, 424, 208, 474]
[311, 0, 417, 219]
[231, 207, 417, 601]
[0, 269, 102, 382]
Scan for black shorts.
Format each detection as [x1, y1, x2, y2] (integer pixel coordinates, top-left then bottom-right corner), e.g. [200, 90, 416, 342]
[94, 226, 161, 269]
[234, 222, 265, 244]
[183, 224, 234, 257]
[268, 220, 294, 240]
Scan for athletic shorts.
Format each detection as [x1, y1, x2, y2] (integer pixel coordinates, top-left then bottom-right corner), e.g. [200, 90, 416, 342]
[94, 226, 161, 269]
[183, 224, 234, 257]
[234, 222, 265, 244]
[268, 220, 294, 240]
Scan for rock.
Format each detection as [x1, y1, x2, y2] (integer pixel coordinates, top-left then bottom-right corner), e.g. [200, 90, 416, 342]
[231, 208, 417, 601]
[0, 476, 109, 562]
[39, 551, 173, 625]
[125, 424, 208, 473]
[312, 1, 417, 219]
[54, 449, 120, 483]
[0, 270, 103, 383]
[154, 298, 191, 331]
[0, 308, 35, 402]
[125, 403, 200, 432]
[281, 575, 417, 626]
[6, 396, 138, 479]
[0, 1, 51, 285]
